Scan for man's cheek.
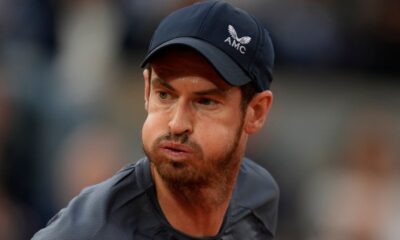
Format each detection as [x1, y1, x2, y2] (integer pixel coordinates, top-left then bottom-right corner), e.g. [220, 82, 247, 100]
[142, 115, 165, 144]
[142, 118, 154, 147]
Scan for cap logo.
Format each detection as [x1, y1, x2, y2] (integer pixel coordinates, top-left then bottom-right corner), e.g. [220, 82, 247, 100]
[224, 25, 251, 54]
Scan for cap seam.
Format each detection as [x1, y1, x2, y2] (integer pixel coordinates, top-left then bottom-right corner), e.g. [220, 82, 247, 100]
[198, 1, 219, 34]
[248, 15, 262, 77]
[250, 16, 270, 90]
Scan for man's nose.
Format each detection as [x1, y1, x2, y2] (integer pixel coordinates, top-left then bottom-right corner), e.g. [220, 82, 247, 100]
[168, 100, 193, 135]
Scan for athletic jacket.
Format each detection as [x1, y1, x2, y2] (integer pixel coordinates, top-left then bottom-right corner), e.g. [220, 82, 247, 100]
[32, 157, 279, 240]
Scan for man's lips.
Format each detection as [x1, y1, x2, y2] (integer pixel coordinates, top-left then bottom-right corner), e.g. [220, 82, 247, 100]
[158, 141, 193, 154]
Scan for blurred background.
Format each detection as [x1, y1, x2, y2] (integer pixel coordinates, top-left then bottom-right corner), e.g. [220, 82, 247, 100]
[0, 0, 399, 239]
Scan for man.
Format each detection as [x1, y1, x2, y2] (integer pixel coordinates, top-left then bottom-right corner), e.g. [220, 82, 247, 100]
[32, 1, 279, 239]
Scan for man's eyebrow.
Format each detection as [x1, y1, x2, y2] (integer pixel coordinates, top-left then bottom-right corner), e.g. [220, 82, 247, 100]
[151, 77, 230, 96]
[193, 87, 230, 96]
[151, 77, 175, 91]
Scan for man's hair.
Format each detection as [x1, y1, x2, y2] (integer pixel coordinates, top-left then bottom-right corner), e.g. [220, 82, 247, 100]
[239, 82, 258, 112]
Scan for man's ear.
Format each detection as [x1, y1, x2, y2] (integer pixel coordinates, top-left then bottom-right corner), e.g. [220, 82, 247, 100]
[244, 90, 273, 134]
[143, 68, 150, 111]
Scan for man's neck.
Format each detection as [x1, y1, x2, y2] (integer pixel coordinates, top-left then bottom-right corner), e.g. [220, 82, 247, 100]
[151, 166, 238, 238]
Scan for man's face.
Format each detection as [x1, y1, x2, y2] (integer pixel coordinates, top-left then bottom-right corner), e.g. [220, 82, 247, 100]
[142, 48, 247, 189]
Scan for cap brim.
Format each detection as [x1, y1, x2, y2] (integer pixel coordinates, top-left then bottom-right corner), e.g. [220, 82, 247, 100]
[141, 37, 251, 87]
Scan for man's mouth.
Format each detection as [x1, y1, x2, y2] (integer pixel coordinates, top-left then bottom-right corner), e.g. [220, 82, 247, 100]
[159, 141, 193, 153]
[158, 141, 194, 160]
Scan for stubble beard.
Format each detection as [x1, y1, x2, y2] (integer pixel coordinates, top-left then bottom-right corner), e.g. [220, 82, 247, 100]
[143, 119, 244, 210]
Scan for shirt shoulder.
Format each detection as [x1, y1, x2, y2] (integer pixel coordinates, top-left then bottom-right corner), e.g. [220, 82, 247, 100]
[229, 158, 279, 237]
[31, 158, 152, 240]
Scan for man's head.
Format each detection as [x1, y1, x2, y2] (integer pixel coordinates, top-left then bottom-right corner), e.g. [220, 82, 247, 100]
[140, 1, 275, 195]
[142, 47, 272, 196]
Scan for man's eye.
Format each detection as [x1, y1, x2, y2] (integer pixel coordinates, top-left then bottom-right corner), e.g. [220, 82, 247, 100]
[197, 98, 217, 106]
[157, 91, 170, 100]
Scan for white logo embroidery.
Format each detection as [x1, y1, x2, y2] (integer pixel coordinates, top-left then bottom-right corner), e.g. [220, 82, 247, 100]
[224, 25, 251, 54]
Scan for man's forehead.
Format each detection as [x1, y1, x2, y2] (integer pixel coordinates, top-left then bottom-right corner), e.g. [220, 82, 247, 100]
[149, 47, 233, 90]
[150, 76, 234, 98]
[150, 71, 234, 94]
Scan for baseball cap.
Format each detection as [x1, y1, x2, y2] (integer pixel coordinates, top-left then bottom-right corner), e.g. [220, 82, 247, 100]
[141, 0, 274, 91]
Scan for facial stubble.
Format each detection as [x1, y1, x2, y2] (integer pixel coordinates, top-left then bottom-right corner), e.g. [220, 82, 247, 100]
[143, 117, 245, 209]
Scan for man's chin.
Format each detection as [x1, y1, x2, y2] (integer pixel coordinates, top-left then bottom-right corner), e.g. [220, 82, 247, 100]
[155, 161, 209, 188]
[144, 147, 210, 188]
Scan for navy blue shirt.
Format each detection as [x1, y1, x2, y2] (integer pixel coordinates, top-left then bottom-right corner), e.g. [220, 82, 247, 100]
[32, 157, 279, 240]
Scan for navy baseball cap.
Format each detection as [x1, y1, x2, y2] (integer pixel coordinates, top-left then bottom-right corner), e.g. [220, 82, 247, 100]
[141, 0, 274, 91]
